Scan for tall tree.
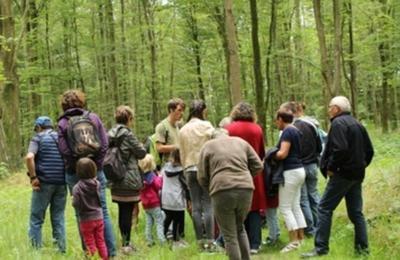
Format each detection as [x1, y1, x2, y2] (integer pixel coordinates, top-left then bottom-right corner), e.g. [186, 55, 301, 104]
[105, 0, 119, 106]
[249, 0, 265, 132]
[312, 0, 334, 97]
[224, 0, 242, 105]
[0, 0, 21, 167]
[343, 0, 358, 117]
[377, 0, 392, 133]
[24, 0, 41, 110]
[142, 0, 160, 127]
[333, 0, 342, 95]
[186, 3, 205, 99]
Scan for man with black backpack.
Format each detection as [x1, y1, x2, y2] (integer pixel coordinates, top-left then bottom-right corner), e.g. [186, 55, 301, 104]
[57, 89, 116, 257]
[26, 116, 67, 253]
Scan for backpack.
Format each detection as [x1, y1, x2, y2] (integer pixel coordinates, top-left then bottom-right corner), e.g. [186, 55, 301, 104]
[103, 127, 127, 182]
[66, 111, 101, 158]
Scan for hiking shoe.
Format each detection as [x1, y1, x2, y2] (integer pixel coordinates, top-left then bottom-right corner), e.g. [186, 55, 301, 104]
[120, 244, 136, 255]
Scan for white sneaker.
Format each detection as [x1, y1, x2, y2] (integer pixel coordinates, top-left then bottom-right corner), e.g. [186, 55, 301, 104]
[250, 249, 259, 254]
[172, 240, 189, 250]
[280, 241, 300, 253]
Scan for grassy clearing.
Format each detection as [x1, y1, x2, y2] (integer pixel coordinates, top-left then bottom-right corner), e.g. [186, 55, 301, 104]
[0, 128, 399, 259]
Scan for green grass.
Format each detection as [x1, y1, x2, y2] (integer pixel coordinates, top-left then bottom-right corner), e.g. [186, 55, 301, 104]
[0, 127, 399, 259]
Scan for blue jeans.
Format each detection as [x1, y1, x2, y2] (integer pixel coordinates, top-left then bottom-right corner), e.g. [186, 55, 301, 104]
[315, 174, 368, 254]
[185, 170, 214, 240]
[300, 163, 320, 235]
[265, 207, 280, 241]
[145, 207, 166, 244]
[29, 183, 67, 252]
[66, 170, 117, 256]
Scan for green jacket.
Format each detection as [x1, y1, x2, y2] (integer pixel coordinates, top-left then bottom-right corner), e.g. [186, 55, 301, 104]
[108, 124, 146, 198]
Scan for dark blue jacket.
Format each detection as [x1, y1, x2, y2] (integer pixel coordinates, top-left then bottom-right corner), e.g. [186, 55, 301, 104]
[264, 147, 284, 198]
[35, 130, 65, 184]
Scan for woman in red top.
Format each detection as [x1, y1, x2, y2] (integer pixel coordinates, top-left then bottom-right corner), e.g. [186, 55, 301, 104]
[226, 102, 271, 254]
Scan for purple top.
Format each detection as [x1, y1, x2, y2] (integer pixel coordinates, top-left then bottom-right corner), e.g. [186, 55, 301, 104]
[72, 178, 103, 221]
[57, 108, 108, 171]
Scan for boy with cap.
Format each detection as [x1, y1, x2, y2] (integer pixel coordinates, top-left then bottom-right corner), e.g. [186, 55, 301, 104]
[25, 116, 67, 252]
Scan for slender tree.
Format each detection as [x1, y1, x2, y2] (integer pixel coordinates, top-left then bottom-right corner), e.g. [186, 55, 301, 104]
[312, 0, 334, 97]
[0, 0, 21, 167]
[249, 0, 265, 132]
[224, 0, 242, 105]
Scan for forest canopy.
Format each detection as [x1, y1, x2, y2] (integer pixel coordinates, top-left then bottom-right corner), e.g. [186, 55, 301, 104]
[0, 0, 399, 168]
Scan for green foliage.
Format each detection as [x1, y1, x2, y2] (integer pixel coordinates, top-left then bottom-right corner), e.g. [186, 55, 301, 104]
[1, 0, 399, 162]
[0, 162, 10, 180]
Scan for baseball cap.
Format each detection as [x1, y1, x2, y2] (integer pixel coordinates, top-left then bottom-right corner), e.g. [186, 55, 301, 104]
[34, 116, 53, 130]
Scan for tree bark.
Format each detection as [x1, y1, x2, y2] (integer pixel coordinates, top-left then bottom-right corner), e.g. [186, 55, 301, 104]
[188, 4, 205, 99]
[25, 0, 41, 110]
[72, 0, 85, 91]
[213, 6, 232, 108]
[224, 0, 242, 105]
[333, 0, 342, 95]
[249, 0, 265, 132]
[105, 0, 119, 106]
[142, 0, 159, 127]
[120, 0, 129, 104]
[0, 0, 21, 167]
[343, 0, 357, 117]
[312, 0, 334, 98]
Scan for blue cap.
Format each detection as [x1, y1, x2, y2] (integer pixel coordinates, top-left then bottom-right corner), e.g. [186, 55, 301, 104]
[34, 116, 53, 129]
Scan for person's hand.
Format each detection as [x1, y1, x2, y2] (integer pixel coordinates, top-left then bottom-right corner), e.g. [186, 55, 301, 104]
[31, 178, 40, 191]
[327, 170, 334, 177]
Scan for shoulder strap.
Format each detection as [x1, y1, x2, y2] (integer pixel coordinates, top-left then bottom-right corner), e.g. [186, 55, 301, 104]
[114, 126, 128, 147]
[162, 120, 169, 144]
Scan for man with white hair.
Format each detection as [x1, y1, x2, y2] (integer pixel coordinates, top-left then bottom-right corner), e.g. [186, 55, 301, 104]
[302, 96, 374, 258]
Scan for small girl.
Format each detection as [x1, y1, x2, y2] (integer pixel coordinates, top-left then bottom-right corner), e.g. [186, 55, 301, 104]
[161, 150, 188, 248]
[72, 158, 108, 260]
[138, 154, 166, 246]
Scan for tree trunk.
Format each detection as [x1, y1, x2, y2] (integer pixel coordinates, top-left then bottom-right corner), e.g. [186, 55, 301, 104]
[62, 16, 73, 89]
[25, 0, 41, 111]
[187, 4, 205, 99]
[0, 0, 21, 167]
[343, 0, 357, 117]
[105, 0, 119, 106]
[312, 0, 334, 98]
[378, 42, 390, 133]
[213, 6, 232, 108]
[224, 0, 242, 105]
[72, 0, 85, 91]
[249, 0, 265, 132]
[377, 0, 391, 133]
[120, 0, 129, 104]
[265, 0, 277, 146]
[333, 0, 342, 95]
[294, 0, 305, 99]
[142, 0, 159, 127]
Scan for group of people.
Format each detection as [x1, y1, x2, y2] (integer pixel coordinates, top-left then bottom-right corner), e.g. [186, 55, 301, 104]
[25, 89, 374, 260]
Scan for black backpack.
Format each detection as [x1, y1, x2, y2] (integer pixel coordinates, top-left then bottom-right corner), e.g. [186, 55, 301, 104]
[66, 111, 101, 158]
[103, 128, 127, 182]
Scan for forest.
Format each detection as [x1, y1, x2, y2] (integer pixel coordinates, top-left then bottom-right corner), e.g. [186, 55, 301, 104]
[0, 0, 399, 169]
